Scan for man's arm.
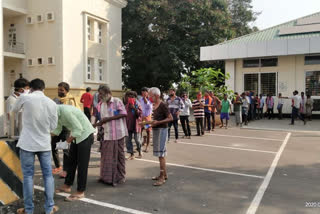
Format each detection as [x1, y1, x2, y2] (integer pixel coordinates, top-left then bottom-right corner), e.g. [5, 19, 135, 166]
[11, 96, 25, 113]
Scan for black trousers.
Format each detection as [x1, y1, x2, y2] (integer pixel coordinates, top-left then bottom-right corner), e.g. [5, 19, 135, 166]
[267, 108, 274, 119]
[211, 112, 216, 129]
[168, 119, 179, 140]
[277, 105, 283, 119]
[291, 107, 304, 124]
[257, 108, 263, 119]
[204, 112, 211, 131]
[51, 127, 70, 170]
[195, 118, 204, 136]
[84, 107, 91, 121]
[180, 116, 191, 137]
[65, 134, 94, 192]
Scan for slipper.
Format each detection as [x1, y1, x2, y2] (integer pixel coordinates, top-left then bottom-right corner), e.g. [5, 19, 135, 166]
[49, 206, 59, 214]
[65, 194, 84, 202]
[151, 176, 168, 180]
[55, 187, 71, 193]
[143, 149, 148, 153]
[17, 208, 26, 214]
[153, 178, 166, 186]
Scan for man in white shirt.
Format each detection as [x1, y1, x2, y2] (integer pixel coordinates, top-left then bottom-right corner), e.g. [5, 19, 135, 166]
[12, 79, 59, 214]
[282, 90, 306, 125]
[180, 92, 192, 138]
[5, 78, 29, 137]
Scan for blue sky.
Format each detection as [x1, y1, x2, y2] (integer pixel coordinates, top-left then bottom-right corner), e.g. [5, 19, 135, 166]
[252, 0, 320, 29]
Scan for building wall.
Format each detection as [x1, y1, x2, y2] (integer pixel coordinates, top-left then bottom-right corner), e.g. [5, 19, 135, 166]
[62, 0, 123, 91]
[230, 55, 320, 114]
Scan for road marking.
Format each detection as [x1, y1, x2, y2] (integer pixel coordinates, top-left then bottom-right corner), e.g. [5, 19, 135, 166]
[34, 185, 152, 214]
[178, 141, 277, 154]
[136, 159, 264, 179]
[246, 132, 292, 214]
[207, 133, 283, 142]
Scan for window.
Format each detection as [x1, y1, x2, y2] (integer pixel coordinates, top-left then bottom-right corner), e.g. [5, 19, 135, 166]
[305, 55, 320, 65]
[87, 58, 93, 80]
[261, 58, 278, 67]
[243, 59, 260, 68]
[306, 71, 320, 96]
[37, 15, 43, 23]
[98, 23, 102, 44]
[244, 73, 277, 96]
[98, 60, 104, 81]
[46, 12, 54, 21]
[37, 58, 43, 65]
[260, 73, 276, 96]
[87, 19, 92, 40]
[244, 74, 259, 94]
[47, 57, 55, 65]
[26, 16, 33, 24]
[244, 58, 278, 68]
[27, 59, 33, 66]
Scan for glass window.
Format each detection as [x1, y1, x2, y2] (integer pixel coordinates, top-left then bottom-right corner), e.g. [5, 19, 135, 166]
[305, 55, 320, 65]
[98, 24, 102, 44]
[87, 58, 93, 80]
[98, 60, 103, 81]
[261, 58, 278, 67]
[306, 71, 320, 96]
[243, 59, 260, 68]
[260, 73, 276, 96]
[87, 19, 91, 40]
[244, 73, 259, 94]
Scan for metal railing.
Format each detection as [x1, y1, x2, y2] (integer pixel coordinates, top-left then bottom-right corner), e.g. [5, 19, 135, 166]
[5, 42, 25, 54]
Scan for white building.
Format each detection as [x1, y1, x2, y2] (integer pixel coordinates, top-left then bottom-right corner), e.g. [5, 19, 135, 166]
[0, 0, 127, 135]
[201, 12, 320, 114]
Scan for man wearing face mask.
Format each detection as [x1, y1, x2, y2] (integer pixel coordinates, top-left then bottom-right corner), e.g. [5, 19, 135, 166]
[5, 78, 30, 138]
[94, 85, 128, 186]
[51, 82, 79, 178]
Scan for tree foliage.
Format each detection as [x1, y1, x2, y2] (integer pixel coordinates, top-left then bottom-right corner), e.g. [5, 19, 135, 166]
[122, 0, 258, 92]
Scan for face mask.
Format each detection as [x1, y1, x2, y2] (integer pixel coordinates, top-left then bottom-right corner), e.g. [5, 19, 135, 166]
[128, 98, 135, 105]
[102, 94, 112, 103]
[149, 96, 154, 103]
[19, 89, 30, 96]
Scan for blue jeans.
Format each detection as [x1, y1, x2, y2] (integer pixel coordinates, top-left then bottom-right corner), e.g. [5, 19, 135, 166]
[126, 131, 141, 154]
[20, 149, 55, 214]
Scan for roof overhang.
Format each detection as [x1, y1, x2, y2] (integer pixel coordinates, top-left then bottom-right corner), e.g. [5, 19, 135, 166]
[105, 0, 127, 8]
[200, 37, 320, 61]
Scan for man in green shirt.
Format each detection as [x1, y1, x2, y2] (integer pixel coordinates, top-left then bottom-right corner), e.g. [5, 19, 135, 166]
[220, 94, 232, 129]
[53, 105, 95, 201]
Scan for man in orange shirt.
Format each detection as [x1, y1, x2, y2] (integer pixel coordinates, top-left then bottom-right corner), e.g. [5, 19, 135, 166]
[80, 87, 93, 120]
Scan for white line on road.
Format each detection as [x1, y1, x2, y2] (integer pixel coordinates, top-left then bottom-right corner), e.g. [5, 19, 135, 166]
[136, 159, 264, 179]
[246, 132, 292, 214]
[178, 141, 277, 154]
[34, 185, 152, 214]
[207, 133, 283, 142]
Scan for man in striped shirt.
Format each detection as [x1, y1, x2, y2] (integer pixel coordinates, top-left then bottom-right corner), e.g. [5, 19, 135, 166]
[192, 91, 205, 136]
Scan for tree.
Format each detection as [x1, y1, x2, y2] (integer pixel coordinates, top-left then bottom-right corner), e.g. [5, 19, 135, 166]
[122, 0, 258, 92]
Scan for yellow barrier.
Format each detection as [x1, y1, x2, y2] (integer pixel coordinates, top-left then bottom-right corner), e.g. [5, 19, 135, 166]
[0, 141, 23, 206]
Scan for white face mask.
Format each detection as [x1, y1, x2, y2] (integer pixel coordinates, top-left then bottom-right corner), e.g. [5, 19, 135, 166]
[19, 89, 30, 96]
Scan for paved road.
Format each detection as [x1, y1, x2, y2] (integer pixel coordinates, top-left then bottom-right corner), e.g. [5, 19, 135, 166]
[1, 127, 320, 214]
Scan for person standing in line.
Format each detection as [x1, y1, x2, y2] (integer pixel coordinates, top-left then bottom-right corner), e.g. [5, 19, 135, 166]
[139, 87, 153, 152]
[125, 91, 143, 160]
[80, 87, 93, 121]
[258, 94, 264, 119]
[94, 85, 128, 186]
[180, 92, 192, 139]
[192, 91, 205, 136]
[266, 94, 274, 120]
[203, 91, 213, 132]
[209, 91, 221, 131]
[14, 79, 59, 214]
[282, 90, 306, 125]
[277, 93, 284, 120]
[220, 94, 232, 129]
[300, 92, 306, 121]
[305, 94, 314, 121]
[166, 88, 184, 143]
[149, 87, 173, 186]
[92, 86, 104, 152]
[5, 78, 29, 137]
[254, 94, 260, 120]
[232, 92, 242, 126]
[241, 92, 249, 125]
[51, 82, 78, 178]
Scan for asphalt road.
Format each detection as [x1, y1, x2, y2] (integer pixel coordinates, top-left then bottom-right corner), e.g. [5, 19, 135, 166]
[1, 126, 320, 214]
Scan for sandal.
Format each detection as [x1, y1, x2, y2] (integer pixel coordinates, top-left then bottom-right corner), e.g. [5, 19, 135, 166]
[143, 149, 148, 153]
[52, 167, 62, 175]
[151, 176, 168, 180]
[153, 178, 166, 186]
[55, 187, 71, 193]
[17, 208, 26, 214]
[65, 194, 84, 202]
[49, 206, 59, 214]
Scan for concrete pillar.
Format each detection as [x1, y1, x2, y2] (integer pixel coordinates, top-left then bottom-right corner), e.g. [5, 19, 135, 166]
[225, 60, 236, 92]
[0, 1, 4, 136]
